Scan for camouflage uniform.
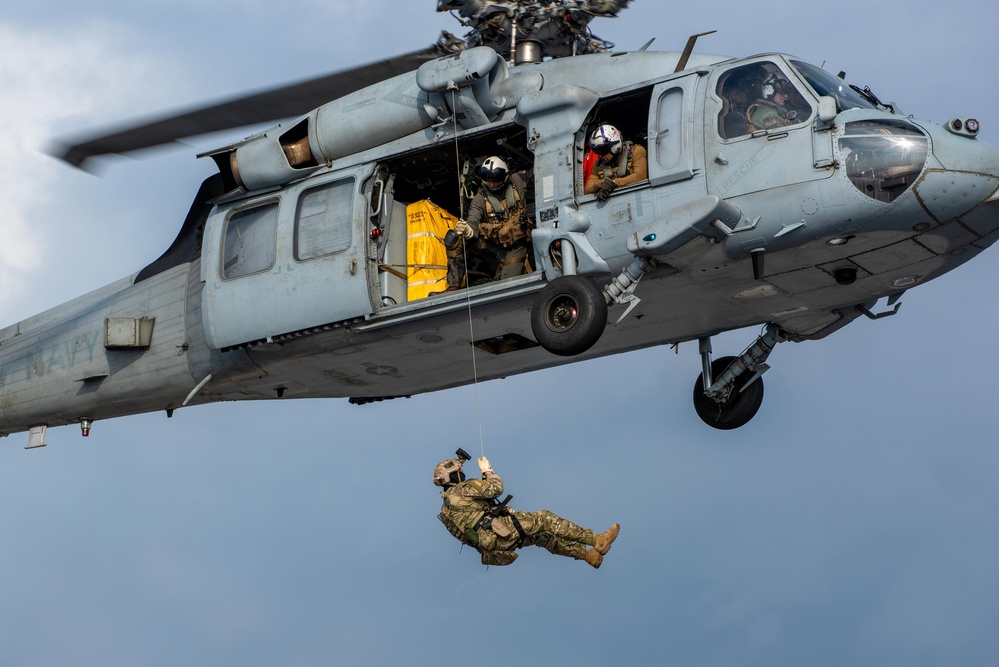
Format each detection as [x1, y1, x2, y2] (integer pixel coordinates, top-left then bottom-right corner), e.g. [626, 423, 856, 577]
[583, 143, 649, 195]
[439, 472, 596, 566]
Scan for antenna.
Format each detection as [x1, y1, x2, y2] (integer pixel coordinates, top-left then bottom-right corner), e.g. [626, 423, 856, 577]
[674, 30, 717, 73]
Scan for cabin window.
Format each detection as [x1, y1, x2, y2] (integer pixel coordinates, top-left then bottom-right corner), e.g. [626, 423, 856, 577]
[295, 178, 354, 261]
[222, 201, 278, 279]
[578, 87, 652, 194]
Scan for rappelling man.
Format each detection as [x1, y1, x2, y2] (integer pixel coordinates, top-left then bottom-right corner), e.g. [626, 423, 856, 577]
[434, 449, 620, 568]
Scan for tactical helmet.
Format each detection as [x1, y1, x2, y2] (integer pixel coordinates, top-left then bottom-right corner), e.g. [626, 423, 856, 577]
[590, 124, 623, 157]
[479, 156, 509, 184]
[433, 458, 465, 487]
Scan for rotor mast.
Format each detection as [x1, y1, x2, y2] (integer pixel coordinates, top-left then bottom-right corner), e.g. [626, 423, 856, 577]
[437, 0, 634, 64]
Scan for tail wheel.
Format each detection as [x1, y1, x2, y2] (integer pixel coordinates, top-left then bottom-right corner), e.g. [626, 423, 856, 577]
[692, 355, 765, 430]
[531, 275, 607, 356]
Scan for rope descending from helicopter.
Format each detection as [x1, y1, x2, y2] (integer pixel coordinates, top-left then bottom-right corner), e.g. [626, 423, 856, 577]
[450, 87, 487, 460]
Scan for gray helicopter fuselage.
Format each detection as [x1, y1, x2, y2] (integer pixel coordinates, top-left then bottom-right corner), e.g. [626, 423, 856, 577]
[2, 47, 998, 438]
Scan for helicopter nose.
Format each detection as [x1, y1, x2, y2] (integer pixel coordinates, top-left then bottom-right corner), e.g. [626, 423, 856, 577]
[914, 126, 999, 233]
[926, 122, 999, 178]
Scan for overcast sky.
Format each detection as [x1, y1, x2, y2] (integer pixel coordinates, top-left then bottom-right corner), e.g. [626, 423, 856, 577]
[2, 2, 999, 666]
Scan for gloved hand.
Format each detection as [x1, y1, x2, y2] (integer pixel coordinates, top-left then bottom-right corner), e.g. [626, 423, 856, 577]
[596, 178, 617, 201]
[455, 220, 474, 239]
[477, 456, 493, 475]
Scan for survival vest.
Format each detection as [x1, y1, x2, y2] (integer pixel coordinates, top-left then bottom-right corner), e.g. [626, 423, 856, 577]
[746, 102, 792, 132]
[477, 181, 531, 249]
[591, 141, 634, 181]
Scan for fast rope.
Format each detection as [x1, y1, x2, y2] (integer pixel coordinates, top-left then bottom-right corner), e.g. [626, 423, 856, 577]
[451, 86, 486, 459]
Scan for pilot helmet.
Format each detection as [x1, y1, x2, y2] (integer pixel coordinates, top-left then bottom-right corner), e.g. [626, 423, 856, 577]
[591, 124, 623, 158]
[479, 156, 509, 187]
[433, 458, 466, 487]
[762, 73, 790, 101]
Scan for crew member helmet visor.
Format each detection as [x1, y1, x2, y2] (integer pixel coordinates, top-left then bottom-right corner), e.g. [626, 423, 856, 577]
[590, 124, 623, 157]
[480, 156, 509, 183]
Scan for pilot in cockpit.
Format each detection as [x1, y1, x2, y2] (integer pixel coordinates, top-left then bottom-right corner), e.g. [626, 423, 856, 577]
[746, 72, 809, 132]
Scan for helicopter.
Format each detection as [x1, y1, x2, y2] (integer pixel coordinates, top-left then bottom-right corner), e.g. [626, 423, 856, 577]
[2, 0, 998, 448]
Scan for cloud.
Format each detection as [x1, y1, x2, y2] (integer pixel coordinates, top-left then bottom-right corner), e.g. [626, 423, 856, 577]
[0, 21, 188, 320]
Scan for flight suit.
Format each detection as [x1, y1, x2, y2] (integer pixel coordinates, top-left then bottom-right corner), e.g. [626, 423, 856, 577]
[583, 143, 649, 195]
[465, 173, 533, 281]
[439, 472, 596, 566]
[747, 100, 794, 131]
[444, 173, 532, 290]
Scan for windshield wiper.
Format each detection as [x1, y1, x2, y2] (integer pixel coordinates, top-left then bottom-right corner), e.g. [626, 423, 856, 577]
[850, 84, 894, 113]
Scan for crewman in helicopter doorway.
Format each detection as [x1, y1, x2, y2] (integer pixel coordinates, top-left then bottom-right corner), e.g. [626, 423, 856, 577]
[583, 123, 648, 200]
[442, 156, 534, 291]
[434, 450, 620, 568]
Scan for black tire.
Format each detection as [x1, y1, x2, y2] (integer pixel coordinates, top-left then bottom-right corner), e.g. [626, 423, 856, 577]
[531, 275, 608, 356]
[692, 355, 765, 430]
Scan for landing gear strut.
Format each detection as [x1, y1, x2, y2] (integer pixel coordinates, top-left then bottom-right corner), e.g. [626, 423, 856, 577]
[692, 324, 784, 430]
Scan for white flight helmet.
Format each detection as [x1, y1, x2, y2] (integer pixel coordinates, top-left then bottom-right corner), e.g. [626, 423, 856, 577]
[590, 124, 623, 157]
[762, 72, 790, 100]
[479, 156, 509, 184]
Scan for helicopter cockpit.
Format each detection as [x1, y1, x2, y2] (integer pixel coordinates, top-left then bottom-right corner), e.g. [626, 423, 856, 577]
[713, 57, 929, 204]
[716, 61, 814, 139]
[791, 59, 929, 203]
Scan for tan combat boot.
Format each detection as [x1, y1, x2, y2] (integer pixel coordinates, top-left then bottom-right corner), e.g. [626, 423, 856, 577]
[582, 549, 603, 569]
[593, 523, 620, 555]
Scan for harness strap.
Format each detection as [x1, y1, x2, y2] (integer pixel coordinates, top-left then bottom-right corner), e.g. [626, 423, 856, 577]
[594, 141, 634, 181]
[471, 512, 492, 532]
[472, 500, 527, 548]
[378, 264, 409, 281]
[483, 183, 522, 221]
[508, 512, 527, 546]
[617, 141, 633, 179]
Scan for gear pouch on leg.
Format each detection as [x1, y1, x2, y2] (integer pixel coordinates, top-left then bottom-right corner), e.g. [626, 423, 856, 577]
[490, 516, 514, 538]
[481, 550, 518, 566]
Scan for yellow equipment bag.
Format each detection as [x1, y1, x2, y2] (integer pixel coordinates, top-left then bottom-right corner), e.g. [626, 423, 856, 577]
[406, 200, 457, 300]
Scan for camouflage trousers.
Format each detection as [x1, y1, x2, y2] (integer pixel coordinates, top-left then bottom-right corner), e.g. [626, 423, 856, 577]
[478, 509, 595, 560]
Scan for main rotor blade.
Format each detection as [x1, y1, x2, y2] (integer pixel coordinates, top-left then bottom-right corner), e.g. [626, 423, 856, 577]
[54, 45, 442, 170]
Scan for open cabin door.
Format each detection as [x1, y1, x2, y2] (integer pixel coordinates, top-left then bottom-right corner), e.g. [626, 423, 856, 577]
[201, 167, 374, 349]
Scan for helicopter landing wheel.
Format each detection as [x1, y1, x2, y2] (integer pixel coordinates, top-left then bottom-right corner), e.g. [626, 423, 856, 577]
[692, 356, 765, 430]
[531, 275, 607, 357]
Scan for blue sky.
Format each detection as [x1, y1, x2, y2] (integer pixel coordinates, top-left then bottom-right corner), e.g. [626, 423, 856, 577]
[2, 2, 999, 666]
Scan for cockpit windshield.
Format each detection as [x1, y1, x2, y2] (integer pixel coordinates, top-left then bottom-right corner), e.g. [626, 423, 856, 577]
[790, 60, 878, 113]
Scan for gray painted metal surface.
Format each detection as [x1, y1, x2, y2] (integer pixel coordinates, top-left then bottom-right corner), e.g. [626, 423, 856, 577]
[3, 46, 999, 437]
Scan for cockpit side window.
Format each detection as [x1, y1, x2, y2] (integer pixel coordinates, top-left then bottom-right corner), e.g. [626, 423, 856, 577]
[716, 62, 813, 139]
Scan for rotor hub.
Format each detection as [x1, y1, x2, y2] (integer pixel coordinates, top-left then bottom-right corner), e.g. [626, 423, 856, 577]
[437, 0, 633, 61]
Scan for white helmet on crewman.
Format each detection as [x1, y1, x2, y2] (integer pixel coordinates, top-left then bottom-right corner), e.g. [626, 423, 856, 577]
[479, 156, 509, 184]
[761, 72, 791, 101]
[590, 124, 623, 157]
